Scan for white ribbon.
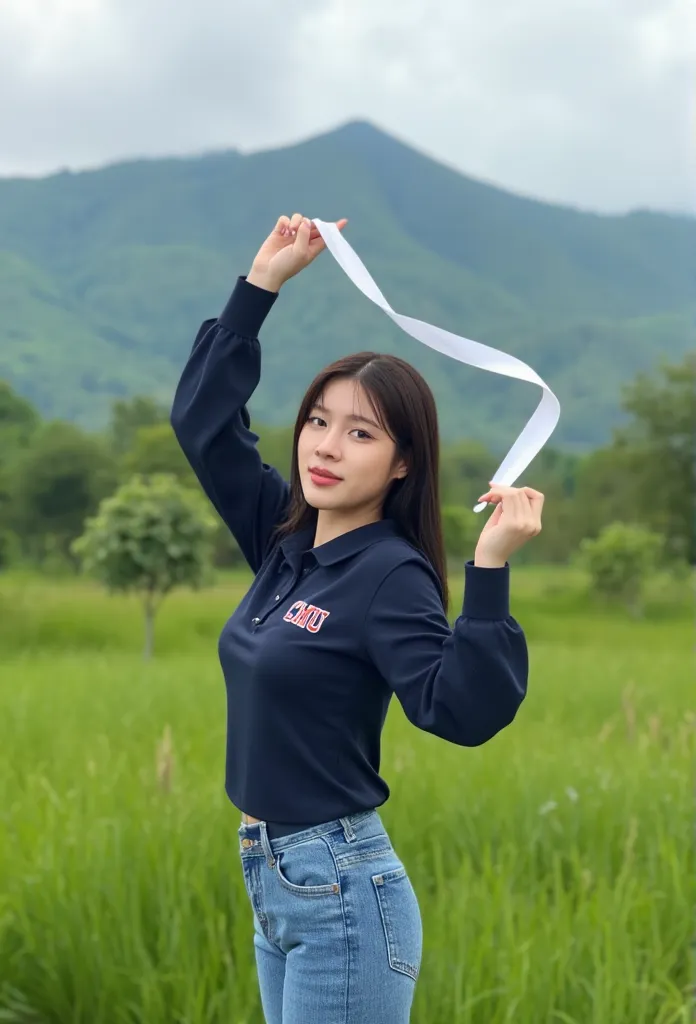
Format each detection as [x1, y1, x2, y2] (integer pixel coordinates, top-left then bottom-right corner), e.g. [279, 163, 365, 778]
[312, 219, 561, 512]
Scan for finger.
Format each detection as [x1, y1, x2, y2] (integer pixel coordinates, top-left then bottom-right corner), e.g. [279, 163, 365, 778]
[309, 236, 326, 255]
[514, 490, 541, 536]
[275, 214, 291, 237]
[482, 502, 504, 529]
[478, 504, 499, 535]
[478, 484, 543, 537]
[481, 487, 532, 529]
[308, 217, 349, 241]
[518, 487, 544, 533]
[523, 487, 545, 513]
[477, 484, 515, 504]
[293, 217, 312, 257]
[288, 212, 304, 236]
[527, 497, 544, 534]
[306, 217, 328, 255]
[478, 483, 539, 503]
[507, 489, 527, 525]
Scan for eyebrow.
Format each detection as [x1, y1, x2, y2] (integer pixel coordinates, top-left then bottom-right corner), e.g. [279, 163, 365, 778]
[311, 401, 383, 432]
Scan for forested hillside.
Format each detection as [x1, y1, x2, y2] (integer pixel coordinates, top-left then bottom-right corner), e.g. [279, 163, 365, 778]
[1, 120, 693, 451]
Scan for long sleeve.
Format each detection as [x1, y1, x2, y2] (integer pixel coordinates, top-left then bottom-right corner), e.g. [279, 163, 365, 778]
[363, 558, 528, 746]
[170, 276, 290, 574]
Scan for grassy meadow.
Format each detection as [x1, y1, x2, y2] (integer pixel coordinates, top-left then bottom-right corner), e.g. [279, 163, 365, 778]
[0, 566, 693, 1023]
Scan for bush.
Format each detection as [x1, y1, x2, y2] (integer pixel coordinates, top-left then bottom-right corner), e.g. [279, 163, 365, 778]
[0, 529, 19, 571]
[577, 521, 665, 616]
[441, 505, 480, 563]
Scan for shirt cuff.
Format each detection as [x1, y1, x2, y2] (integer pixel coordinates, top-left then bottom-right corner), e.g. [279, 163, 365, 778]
[462, 560, 510, 619]
[218, 276, 279, 337]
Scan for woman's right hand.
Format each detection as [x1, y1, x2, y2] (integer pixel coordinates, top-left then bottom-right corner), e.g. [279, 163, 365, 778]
[247, 213, 348, 292]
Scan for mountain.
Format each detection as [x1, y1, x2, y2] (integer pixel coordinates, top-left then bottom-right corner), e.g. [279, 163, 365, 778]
[0, 119, 693, 452]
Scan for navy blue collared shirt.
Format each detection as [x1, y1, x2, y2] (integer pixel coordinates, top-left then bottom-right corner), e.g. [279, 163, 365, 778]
[171, 276, 529, 825]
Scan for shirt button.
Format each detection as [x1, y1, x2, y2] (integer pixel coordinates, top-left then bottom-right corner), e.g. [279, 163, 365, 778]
[251, 617, 260, 625]
[274, 595, 280, 601]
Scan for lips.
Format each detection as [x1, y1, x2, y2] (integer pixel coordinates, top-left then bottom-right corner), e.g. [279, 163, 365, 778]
[309, 466, 342, 481]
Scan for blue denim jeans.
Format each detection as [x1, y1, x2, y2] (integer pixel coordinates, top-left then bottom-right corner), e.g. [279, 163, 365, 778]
[238, 809, 423, 1023]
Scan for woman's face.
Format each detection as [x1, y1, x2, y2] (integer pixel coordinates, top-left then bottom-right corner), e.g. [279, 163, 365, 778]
[297, 378, 408, 516]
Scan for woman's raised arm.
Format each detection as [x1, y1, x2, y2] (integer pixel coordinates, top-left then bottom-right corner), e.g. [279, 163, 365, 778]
[170, 214, 347, 573]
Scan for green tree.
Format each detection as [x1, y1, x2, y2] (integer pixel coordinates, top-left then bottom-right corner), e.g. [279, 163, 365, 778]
[108, 395, 169, 457]
[441, 505, 480, 563]
[561, 355, 696, 565]
[567, 441, 643, 549]
[0, 381, 42, 538]
[253, 419, 294, 480]
[0, 379, 40, 446]
[0, 529, 19, 570]
[72, 474, 217, 658]
[578, 521, 664, 617]
[7, 422, 117, 565]
[440, 440, 494, 506]
[121, 422, 195, 483]
[518, 446, 576, 562]
[124, 421, 274, 570]
[617, 353, 696, 563]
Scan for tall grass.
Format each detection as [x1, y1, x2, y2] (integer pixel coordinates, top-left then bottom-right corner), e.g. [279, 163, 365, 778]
[0, 569, 693, 1023]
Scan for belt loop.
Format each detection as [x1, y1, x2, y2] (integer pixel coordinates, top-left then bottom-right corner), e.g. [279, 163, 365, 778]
[340, 815, 357, 843]
[259, 821, 276, 868]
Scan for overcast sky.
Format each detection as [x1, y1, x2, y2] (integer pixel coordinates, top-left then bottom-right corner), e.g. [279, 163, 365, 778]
[0, 0, 693, 214]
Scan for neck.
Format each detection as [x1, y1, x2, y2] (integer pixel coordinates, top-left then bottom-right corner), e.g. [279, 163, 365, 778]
[313, 508, 383, 549]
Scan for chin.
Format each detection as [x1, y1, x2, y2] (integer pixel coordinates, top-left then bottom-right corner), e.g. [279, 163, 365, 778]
[301, 484, 342, 510]
[303, 494, 335, 510]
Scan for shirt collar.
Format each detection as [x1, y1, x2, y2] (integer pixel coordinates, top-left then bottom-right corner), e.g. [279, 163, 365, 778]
[279, 518, 402, 571]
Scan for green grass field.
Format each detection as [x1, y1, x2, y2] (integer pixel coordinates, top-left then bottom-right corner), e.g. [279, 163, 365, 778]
[0, 567, 693, 1023]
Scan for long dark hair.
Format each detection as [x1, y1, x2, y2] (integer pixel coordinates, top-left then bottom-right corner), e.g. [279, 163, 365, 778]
[270, 351, 449, 614]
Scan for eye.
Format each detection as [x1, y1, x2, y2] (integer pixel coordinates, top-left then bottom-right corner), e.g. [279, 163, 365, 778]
[307, 416, 373, 440]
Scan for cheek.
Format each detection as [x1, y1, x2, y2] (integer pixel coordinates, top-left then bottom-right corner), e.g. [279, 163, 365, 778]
[363, 451, 394, 485]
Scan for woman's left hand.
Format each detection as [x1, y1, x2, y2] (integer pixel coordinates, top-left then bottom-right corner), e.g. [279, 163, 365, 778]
[474, 484, 545, 568]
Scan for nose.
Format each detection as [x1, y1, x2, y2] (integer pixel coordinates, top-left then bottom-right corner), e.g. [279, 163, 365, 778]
[314, 426, 343, 461]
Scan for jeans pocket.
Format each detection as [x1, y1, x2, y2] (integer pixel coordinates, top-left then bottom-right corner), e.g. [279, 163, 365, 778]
[372, 866, 423, 981]
[274, 840, 341, 898]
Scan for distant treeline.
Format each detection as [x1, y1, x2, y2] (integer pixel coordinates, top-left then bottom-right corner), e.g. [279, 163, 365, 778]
[0, 350, 693, 572]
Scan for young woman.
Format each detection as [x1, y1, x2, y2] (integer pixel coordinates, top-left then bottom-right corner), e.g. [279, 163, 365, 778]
[171, 212, 544, 1024]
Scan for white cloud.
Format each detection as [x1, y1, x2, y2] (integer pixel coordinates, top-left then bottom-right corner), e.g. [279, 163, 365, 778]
[0, 0, 693, 212]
